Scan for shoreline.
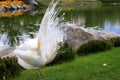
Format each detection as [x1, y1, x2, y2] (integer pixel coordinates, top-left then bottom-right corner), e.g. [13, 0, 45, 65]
[0, 4, 38, 11]
[1, 2, 120, 11]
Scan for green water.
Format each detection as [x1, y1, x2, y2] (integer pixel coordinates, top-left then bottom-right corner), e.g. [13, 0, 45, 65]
[0, 5, 120, 46]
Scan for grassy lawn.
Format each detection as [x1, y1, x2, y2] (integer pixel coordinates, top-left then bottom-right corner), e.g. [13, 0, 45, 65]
[11, 47, 120, 80]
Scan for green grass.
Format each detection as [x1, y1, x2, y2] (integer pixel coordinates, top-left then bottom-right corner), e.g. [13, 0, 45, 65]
[11, 47, 120, 80]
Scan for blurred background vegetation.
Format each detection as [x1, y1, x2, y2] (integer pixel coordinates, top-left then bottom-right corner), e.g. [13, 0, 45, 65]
[36, 0, 120, 5]
[37, 0, 98, 5]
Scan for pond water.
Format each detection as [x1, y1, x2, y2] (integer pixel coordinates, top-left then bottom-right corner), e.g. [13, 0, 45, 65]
[0, 5, 120, 46]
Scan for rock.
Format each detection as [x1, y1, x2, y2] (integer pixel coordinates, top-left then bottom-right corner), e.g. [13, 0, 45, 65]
[10, 4, 18, 10]
[0, 3, 38, 11]
[64, 23, 120, 50]
[81, 27, 120, 39]
[64, 23, 95, 50]
[0, 6, 5, 11]
[16, 4, 22, 9]
[0, 41, 15, 58]
[23, 0, 39, 6]
[95, 30, 120, 39]
[23, 4, 32, 10]
[0, 47, 15, 58]
[2, 5, 11, 10]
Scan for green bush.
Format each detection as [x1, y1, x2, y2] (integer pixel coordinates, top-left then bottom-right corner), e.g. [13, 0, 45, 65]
[110, 37, 120, 47]
[77, 40, 113, 56]
[48, 43, 75, 65]
[0, 57, 23, 80]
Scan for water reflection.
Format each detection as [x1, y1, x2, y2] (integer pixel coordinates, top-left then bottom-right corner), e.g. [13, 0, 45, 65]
[0, 41, 9, 52]
[0, 5, 120, 46]
[63, 6, 120, 33]
[104, 20, 120, 34]
[0, 10, 23, 17]
[0, 33, 10, 53]
[0, 9, 43, 46]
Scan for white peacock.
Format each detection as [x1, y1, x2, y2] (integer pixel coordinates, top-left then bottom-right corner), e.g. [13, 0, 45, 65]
[14, 1, 65, 70]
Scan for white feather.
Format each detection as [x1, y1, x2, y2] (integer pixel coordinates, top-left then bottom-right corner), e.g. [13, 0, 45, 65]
[14, 1, 64, 69]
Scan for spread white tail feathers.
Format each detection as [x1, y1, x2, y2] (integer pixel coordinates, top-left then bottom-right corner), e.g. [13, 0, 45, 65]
[14, 0, 65, 69]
